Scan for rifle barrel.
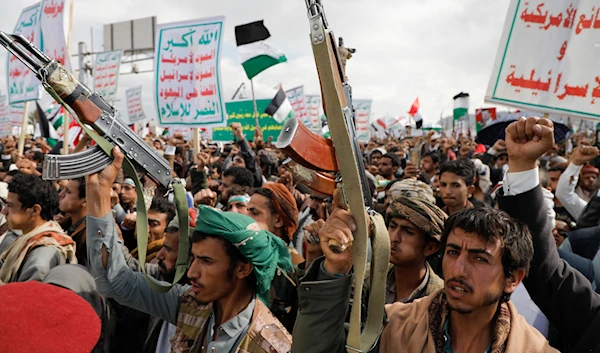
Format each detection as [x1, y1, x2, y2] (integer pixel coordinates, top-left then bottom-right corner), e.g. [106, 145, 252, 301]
[0, 32, 51, 73]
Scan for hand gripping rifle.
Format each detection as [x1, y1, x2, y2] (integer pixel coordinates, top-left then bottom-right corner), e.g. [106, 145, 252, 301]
[302, 1, 390, 352]
[0, 32, 189, 292]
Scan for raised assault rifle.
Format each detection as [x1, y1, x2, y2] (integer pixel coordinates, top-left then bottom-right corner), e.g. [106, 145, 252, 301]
[0, 32, 189, 292]
[0, 33, 172, 186]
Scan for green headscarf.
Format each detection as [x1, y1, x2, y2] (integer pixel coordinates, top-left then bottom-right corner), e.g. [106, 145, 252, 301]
[194, 205, 293, 305]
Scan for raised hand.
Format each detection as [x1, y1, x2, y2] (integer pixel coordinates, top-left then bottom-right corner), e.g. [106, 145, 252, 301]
[491, 139, 506, 152]
[86, 146, 125, 217]
[319, 208, 356, 275]
[195, 152, 211, 170]
[194, 188, 217, 207]
[230, 122, 244, 140]
[569, 145, 599, 166]
[505, 116, 554, 172]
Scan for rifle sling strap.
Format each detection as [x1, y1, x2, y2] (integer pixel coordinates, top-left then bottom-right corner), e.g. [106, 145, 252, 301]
[311, 30, 390, 352]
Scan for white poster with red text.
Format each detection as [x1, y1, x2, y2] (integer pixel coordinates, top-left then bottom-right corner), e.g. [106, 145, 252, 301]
[353, 99, 372, 143]
[486, 0, 600, 120]
[125, 86, 146, 123]
[0, 95, 10, 138]
[93, 50, 122, 102]
[285, 85, 310, 128]
[155, 17, 226, 127]
[41, 0, 71, 70]
[305, 95, 322, 135]
[7, 3, 42, 104]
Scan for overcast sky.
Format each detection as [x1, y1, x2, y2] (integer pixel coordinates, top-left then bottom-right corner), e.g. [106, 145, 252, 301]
[0, 0, 512, 125]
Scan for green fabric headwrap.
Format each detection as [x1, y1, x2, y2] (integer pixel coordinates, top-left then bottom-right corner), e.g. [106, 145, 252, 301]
[194, 205, 293, 306]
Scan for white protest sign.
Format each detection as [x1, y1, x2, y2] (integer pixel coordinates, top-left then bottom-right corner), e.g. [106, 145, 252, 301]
[486, 1, 600, 119]
[285, 86, 310, 127]
[155, 17, 226, 127]
[125, 86, 146, 123]
[353, 99, 372, 142]
[93, 50, 122, 102]
[305, 95, 322, 135]
[7, 3, 42, 103]
[41, 0, 71, 69]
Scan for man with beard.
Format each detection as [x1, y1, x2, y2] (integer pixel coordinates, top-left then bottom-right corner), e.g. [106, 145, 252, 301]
[87, 147, 293, 353]
[576, 165, 599, 202]
[291, 120, 555, 352]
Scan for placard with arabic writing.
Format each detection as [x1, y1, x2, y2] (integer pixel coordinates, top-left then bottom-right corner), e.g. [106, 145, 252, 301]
[353, 99, 372, 143]
[41, 0, 70, 70]
[486, 0, 600, 119]
[125, 86, 146, 123]
[212, 99, 284, 142]
[93, 50, 122, 102]
[7, 3, 42, 104]
[9, 103, 26, 127]
[285, 86, 310, 127]
[305, 95, 322, 135]
[155, 17, 226, 127]
[0, 95, 10, 138]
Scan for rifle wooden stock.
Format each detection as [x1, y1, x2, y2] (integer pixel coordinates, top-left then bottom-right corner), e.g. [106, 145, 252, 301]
[307, 5, 390, 352]
[276, 118, 339, 172]
[68, 93, 103, 125]
[286, 161, 337, 196]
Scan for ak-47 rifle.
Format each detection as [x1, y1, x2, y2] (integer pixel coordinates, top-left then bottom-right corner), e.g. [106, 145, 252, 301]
[0, 32, 189, 292]
[303, 1, 390, 352]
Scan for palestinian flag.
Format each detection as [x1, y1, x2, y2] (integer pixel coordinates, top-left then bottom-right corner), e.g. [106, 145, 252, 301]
[235, 20, 287, 80]
[407, 97, 423, 129]
[45, 103, 65, 135]
[453, 92, 469, 121]
[265, 86, 294, 124]
[35, 102, 59, 147]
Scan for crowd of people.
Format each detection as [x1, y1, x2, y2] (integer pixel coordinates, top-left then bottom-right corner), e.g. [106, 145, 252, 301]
[0, 116, 599, 353]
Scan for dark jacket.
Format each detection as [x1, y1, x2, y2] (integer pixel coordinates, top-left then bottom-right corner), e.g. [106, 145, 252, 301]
[237, 138, 263, 187]
[498, 185, 600, 353]
[576, 192, 600, 228]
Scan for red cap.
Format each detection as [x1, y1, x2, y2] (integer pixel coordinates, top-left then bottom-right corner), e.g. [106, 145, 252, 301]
[0, 281, 101, 353]
[581, 165, 600, 177]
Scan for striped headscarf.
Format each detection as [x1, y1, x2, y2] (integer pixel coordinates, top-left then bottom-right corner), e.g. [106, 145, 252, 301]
[386, 196, 448, 241]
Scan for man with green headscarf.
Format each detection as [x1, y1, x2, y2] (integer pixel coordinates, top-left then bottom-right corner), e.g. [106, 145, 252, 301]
[85, 147, 293, 353]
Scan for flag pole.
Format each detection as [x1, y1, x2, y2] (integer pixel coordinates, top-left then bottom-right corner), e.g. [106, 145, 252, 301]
[193, 127, 200, 159]
[63, 0, 75, 155]
[250, 79, 260, 130]
[17, 101, 31, 157]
